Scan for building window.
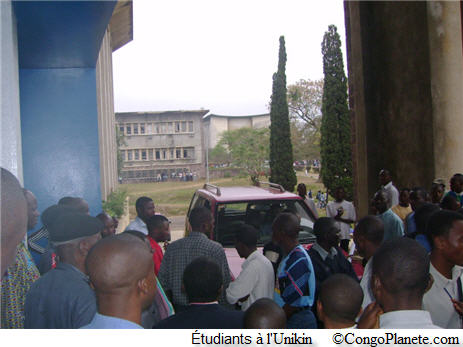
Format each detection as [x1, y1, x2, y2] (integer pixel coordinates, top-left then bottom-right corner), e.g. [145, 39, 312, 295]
[141, 149, 147, 160]
[184, 147, 194, 159]
[175, 122, 180, 133]
[155, 123, 160, 134]
[126, 124, 132, 135]
[127, 150, 133, 161]
[161, 123, 167, 134]
[176, 149, 181, 159]
[170, 149, 174, 159]
[148, 149, 153, 160]
[188, 121, 193, 132]
[120, 150, 126, 161]
[134, 150, 139, 160]
[168, 122, 173, 133]
[119, 124, 125, 134]
[162, 150, 166, 159]
[155, 150, 160, 160]
[133, 123, 139, 135]
[147, 123, 152, 134]
[140, 123, 145, 134]
[181, 121, 187, 132]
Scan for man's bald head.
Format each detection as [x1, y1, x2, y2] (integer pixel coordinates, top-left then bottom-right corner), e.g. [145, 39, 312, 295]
[1, 168, 27, 277]
[244, 298, 286, 329]
[86, 236, 154, 296]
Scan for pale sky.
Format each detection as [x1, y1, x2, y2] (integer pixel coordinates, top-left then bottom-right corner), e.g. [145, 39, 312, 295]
[113, 0, 346, 116]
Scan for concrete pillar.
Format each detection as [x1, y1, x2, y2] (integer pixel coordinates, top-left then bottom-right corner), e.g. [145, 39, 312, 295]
[427, 1, 463, 184]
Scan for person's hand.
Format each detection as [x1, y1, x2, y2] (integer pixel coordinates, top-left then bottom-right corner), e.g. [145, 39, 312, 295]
[357, 302, 383, 329]
[451, 299, 463, 315]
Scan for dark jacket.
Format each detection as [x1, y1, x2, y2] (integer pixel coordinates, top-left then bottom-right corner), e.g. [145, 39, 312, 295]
[153, 304, 244, 329]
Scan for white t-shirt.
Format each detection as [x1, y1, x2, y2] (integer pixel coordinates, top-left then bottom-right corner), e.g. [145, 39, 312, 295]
[226, 250, 274, 311]
[124, 216, 148, 235]
[379, 310, 440, 329]
[382, 181, 399, 209]
[423, 263, 463, 328]
[326, 200, 356, 240]
[360, 258, 374, 309]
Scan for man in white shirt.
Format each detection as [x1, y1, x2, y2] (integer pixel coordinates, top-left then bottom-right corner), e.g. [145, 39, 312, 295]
[226, 224, 274, 311]
[125, 196, 155, 235]
[423, 210, 463, 328]
[357, 238, 439, 329]
[326, 187, 356, 253]
[353, 216, 384, 309]
[379, 169, 399, 209]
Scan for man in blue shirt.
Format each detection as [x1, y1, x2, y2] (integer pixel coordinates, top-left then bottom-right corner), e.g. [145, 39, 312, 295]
[271, 213, 317, 329]
[372, 191, 404, 241]
[24, 212, 102, 328]
[81, 235, 157, 329]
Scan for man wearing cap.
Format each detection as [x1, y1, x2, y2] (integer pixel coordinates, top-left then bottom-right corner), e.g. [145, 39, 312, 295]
[24, 212, 103, 329]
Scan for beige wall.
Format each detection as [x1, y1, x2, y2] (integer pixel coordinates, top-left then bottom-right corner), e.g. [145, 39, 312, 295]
[208, 117, 228, 149]
[228, 117, 252, 130]
[96, 28, 118, 201]
[427, 1, 463, 184]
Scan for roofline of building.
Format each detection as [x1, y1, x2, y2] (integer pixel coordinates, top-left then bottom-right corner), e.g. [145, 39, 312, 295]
[203, 113, 270, 120]
[116, 110, 210, 117]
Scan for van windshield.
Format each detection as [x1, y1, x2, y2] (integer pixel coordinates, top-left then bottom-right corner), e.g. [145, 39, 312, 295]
[214, 199, 315, 247]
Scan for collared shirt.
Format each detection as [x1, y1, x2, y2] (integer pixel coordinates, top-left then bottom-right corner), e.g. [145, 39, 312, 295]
[378, 209, 404, 241]
[275, 245, 316, 308]
[311, 242, 338, 261]
[226, 250, 274, 311]
[81, 313, 143, 329]
[379, 310, 440, 329]
[326, 200, 356, 240]
[1, 243, 40, 328]
[423, 263, 463, 328]
[382, 181, 399, 209]
[360, 258, 373, 309]
[24, 262, 96, 328]
[147, 236, 163, 275]
[158, 231, 231, 307]
[405, 211, 416, 236]
[125, 216, 149, 235]
[391, 204, 413, 222]
[445, 191, 463, 206]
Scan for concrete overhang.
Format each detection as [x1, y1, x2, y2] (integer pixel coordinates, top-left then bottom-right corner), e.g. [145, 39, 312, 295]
[109, 0, 133, 52]
[13, 0, 117, 69]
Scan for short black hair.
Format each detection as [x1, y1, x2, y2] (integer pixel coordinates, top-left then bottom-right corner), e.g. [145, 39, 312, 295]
[410, 187, 429, 201]
[354, 215, 384, 245]
[426, 210, 463, 248]
[440, 195, 459, 211]
[183, 256, 222, 303]
[319, 274, 363, 324]
[272, 212, 300, 239]
[189, 207, 212, 231]
[135, 196, 153, 213]
[146, 214, 168, 233]
[244, 298, 286, 329]
[372, 238, 429, 297]
[235, 224, 259, 247]
[313, 217, 335, 242]
[414, 203, 440, 235]
[452, 173, 463, 183]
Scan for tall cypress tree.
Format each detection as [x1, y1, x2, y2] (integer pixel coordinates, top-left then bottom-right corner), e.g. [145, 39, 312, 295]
[269, 36, 297, 192]
[320, 25, 353, 199]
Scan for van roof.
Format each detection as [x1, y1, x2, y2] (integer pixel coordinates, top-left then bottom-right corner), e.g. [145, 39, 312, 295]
[197, 185, 301, 203]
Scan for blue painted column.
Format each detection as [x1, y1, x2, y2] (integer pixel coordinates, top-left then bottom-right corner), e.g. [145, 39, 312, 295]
[20, 68, 102, 217]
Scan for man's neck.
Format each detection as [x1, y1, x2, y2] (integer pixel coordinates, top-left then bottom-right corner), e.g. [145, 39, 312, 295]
[430, 252, 455, 279]
[59, 254, 86, 274]
[336, 199, 343, 203]
[318, 241, 332, 253]
[382, 296, 423, 313]
[282, 240, 299, 254]
[97, 294, 142, 326]
[137, 215, 147, 224]
[399, 202, 409, 207]
[244, 248, 257, 259]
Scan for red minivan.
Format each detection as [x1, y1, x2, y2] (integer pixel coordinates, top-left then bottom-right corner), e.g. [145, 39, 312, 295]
[185, 182, 317, 278]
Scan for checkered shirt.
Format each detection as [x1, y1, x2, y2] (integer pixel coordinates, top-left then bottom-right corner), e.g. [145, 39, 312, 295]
[158, 231, 231, 307]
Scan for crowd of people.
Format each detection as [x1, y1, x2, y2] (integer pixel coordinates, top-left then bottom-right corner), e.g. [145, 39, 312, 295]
[1, 166, 463, 330]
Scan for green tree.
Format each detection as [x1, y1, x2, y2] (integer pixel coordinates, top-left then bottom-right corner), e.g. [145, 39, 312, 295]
[320, 25, 353, 199]
[217, 127, 270, 184]
[287, 79, 324, 161]
[115, 126, 127, 177]
[209, 143, 231, 166]
[269, 36, 297, 192]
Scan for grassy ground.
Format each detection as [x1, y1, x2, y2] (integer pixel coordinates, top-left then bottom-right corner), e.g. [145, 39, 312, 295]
[122, 172, 326, 218]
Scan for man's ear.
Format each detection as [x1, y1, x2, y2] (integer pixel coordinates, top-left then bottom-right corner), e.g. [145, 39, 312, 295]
[138, 277, 148, 295]
[433, 236, 446, 251]
[371, 274, 382, 303]
[316, 300, 324, 322]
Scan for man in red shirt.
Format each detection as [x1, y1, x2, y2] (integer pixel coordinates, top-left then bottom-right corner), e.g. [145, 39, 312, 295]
[146, 215, 171, 275]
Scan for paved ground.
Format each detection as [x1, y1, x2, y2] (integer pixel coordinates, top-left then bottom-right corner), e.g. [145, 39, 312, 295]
[169, 215, 186, 241]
